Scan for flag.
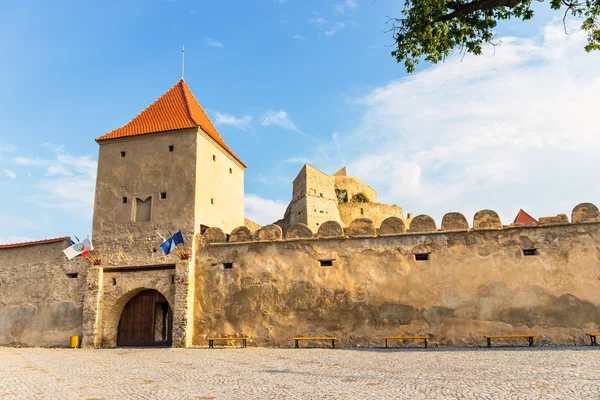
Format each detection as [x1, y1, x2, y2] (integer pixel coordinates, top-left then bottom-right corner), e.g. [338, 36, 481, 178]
[172, 230, 184, 245]
[63, 238, 93, 260]
[160, 237, 176, 255]
[159, 231, 184, 255]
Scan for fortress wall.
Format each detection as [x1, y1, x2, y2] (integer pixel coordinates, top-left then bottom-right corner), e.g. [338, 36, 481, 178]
[91, 230, 195, 268]
[301, 166, 342, 232]
[192, 218, 600, 347]
[0, 240, 87, 347]
[333, 175, 377, 203]
[338, 202, 405, 228]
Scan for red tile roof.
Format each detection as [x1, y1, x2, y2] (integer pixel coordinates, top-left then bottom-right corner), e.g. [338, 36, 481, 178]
[96, 79, 246, 167]
[0, 237, 69, 250]
[513, 209, 537, 224]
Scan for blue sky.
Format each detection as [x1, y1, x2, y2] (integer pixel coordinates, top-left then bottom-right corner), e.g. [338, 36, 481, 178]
[0, 0, 598, 243]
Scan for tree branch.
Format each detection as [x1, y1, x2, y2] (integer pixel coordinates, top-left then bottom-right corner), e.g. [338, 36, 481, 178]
[436, 0, 524, 22]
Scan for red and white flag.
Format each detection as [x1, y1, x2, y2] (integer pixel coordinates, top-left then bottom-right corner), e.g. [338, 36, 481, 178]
[63, 238, 93, 260]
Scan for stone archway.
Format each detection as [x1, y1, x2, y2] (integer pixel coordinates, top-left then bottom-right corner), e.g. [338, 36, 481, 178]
[103, 287, 173, 347]
[117, 290, 173, 346]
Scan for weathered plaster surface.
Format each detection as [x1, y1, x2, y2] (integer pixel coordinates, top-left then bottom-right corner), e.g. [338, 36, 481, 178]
[193, 222, 600, 347]
[0, 241, 87, 347]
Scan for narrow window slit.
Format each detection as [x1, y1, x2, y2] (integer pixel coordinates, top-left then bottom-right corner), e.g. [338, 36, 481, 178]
[223, 262, 233, 270]
[319, 259, 333, 267]
[415, 253, 430, 261]
[523, 248, 539, 256]
[66, 273, 78, 279]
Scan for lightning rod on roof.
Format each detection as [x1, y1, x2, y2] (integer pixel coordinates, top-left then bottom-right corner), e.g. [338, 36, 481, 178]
[181, 45, 185, 79]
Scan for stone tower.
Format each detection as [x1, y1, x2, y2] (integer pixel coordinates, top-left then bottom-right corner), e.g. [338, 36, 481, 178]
[92, 79, 246, 266]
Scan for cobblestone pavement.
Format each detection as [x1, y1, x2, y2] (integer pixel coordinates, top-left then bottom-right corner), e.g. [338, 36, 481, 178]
[0, 346, 599, 399]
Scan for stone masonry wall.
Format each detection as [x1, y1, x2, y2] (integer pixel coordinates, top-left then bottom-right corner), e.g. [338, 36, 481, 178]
[192, 204, 600, 347]
[338, 202, 405, 228]
[0, 240, 87, 347]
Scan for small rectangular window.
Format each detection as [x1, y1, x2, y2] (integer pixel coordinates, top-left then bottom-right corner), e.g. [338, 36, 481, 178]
[223, 262, 233, 269]
[415, 253, 430, 261]
[211, 198, 214, 205]
[169, 145, 174, 152]
[112, 278, 117, 285]
[160, 192, 167, 200]
[122, 197, 127, 204]
[213, 155, 216, 161]
[523, 249, 539, 256]
[120, 151, 126, 157]
[319, 260, 333, 267]
[66, 273, 78, 279]
[229, 168, 232, 174]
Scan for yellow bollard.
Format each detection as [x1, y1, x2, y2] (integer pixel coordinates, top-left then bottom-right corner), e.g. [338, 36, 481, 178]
[70, 335, 80, 349]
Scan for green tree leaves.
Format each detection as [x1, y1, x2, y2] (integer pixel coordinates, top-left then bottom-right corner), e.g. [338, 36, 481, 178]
[390, 0, 600, 72]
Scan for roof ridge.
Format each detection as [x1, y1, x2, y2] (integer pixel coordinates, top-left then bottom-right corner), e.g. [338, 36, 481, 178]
[100, 80, 184, 141]
[180, 80, 221, 139]
[0, 237, 69, 250]
[179, 79, 199, 126]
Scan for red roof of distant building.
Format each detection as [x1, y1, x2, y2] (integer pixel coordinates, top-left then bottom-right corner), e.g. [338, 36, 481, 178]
[96, 79, 246, 167]
[0, 237, 68, 250]
[513, 209, 537, 224]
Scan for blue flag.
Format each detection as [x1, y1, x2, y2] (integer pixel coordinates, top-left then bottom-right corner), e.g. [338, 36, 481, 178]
[172, 230, 184, 245]
[160, 238, 176, 255]
[160, 231, 184, 255]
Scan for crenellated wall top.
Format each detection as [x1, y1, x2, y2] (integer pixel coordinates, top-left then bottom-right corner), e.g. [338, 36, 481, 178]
[201, 203, 600, 244]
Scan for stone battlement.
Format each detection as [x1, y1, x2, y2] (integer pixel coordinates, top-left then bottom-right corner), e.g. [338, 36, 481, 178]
[201, 202, 600, 245]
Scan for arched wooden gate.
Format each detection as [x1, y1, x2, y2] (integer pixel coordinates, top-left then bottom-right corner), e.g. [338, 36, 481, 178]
[117, 290, 173, 346]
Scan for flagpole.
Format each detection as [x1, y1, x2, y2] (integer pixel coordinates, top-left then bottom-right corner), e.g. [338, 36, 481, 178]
[179, 228, 191, 259]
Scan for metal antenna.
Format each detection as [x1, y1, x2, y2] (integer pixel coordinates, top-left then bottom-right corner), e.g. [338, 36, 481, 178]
[181, 45, 185, 79]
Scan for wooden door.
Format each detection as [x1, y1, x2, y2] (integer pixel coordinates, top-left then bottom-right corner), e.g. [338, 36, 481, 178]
[117, 290, 172, 346]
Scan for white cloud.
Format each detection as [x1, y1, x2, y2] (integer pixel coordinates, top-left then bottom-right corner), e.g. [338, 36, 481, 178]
[322, 19, 600, 224]
[261, 110, 300, 132]
[3, 169, 16, 179]
[13, 151, 97, 217]
[334, 0, 357, 14]
[0, 236, 36, 245]
[245, 194, 288, 225]
[285, 156, 313, 164]
[205, 38, 223, 48]
[293, 34, 306, 41]
[309, 17, 328, 26]
[213, 112, 252, 130]
[14, 156, 46, 166]
[309, 17, 345, 37]
[0, 144, 16, 152]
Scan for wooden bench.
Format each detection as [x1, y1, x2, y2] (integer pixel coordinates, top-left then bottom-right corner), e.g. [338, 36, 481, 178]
[383, 335, 428, 348]
[293, 337, 336, 348]
[207, 337, 249, 348]
[484, 335, 535, 347]
[587, 333, 600, 346]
